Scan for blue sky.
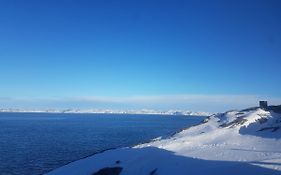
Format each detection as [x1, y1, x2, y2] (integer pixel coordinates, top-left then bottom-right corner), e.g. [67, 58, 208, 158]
[0, 0, 281, 112]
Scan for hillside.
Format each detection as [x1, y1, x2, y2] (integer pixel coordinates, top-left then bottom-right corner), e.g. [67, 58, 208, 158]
[46, 108, 281, 175]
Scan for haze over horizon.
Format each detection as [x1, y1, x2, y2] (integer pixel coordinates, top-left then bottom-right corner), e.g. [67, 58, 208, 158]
[0, 0, 281, 112]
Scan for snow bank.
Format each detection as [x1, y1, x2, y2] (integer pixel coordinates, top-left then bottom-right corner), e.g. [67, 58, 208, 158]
[46, 108, 281, 175]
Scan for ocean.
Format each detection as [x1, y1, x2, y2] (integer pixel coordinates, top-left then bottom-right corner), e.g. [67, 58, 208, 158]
[0, 112, 205, 175]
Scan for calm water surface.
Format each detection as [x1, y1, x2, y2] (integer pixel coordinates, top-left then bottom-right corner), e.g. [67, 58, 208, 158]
[0, 112, 205, 175]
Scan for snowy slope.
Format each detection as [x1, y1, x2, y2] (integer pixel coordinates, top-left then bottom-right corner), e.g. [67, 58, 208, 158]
[46, 108, 281, 175]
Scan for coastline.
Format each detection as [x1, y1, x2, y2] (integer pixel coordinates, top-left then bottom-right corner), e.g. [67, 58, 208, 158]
[0, 109, 211, 116]
[44, 116, 207, 174]
[46, 108, 281, 175]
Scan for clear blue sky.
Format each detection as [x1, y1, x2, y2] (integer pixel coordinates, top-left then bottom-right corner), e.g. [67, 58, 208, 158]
[0, 0, 281, 111]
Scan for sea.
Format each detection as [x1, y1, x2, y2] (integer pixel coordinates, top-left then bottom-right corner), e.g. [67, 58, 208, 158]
[0, 112, 205, 175]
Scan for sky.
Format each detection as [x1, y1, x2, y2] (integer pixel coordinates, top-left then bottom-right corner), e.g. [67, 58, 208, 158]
[0, 0, 281, 112]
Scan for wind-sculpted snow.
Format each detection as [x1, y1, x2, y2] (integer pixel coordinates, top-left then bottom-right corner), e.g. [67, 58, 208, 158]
[214, 108, 281, 138]
[46, 108, 281, 175]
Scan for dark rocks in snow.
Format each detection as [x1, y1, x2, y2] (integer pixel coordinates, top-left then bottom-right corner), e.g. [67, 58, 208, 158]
[220, 118, 248, 128]
[256, 117, 268, 124]
[92, 167, 122, 175]
[258, 126, 280, 132]
[172, 111, 184, 115]
[201, 116, 210, 124]
[149, 168, 158, 175]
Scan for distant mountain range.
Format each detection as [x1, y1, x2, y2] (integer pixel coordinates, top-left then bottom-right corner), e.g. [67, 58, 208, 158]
[0, 108, 211, 116]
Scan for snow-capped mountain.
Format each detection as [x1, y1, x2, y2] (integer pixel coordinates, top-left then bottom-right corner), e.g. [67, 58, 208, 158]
[46, 107, 281, 175]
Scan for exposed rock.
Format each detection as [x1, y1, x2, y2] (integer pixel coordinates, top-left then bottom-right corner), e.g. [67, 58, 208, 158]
[256, 117, 268, 124]
[92, 167, 122, 175]
[259, 127, 280, 132]
[220, 118, 247, 128]
[149, 168, 158, 175]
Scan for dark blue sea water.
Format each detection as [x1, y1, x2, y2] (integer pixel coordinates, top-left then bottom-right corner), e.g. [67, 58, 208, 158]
[0, 112, 205, 175]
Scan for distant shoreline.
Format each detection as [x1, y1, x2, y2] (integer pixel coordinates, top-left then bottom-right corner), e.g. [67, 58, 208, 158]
[0, 109, 211, 116]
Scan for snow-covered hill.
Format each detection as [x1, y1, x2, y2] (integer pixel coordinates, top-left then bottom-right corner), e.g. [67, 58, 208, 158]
[46, 108, 281, 175]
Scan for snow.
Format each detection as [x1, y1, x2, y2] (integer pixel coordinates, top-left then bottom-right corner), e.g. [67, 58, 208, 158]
[46, 108, 281, 175]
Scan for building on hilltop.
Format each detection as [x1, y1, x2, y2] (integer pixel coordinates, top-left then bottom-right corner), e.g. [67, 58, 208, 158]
[259, 101, 268, 110]
[258, 101, 281, 113]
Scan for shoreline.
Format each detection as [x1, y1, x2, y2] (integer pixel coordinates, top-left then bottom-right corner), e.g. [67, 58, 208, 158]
[45, 117, 206, 174]
[46, 108, 281, 175]
[0, 109, 211, 116]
